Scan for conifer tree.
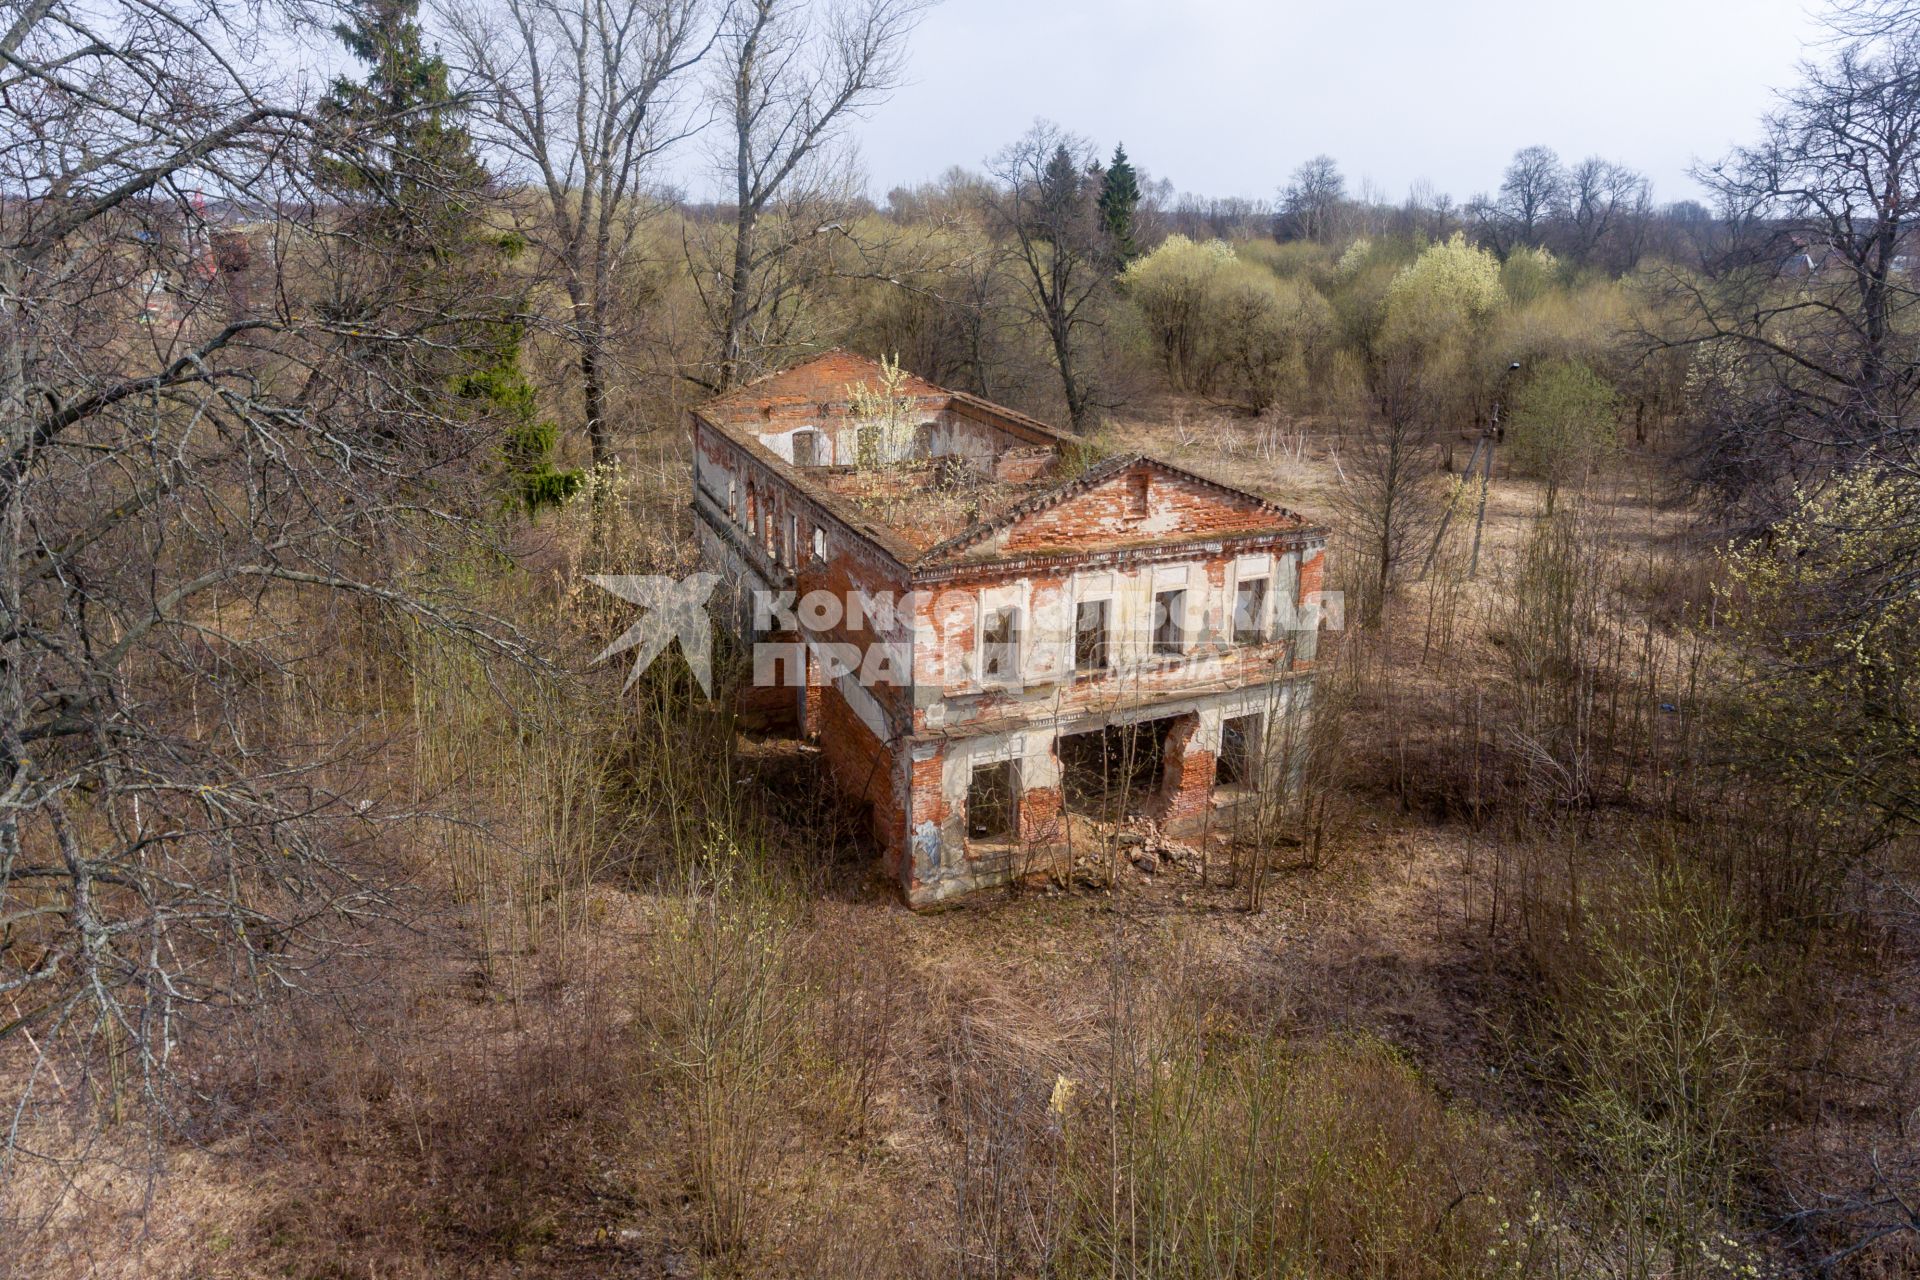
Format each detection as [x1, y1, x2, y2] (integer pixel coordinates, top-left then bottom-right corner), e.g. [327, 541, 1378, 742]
[321, 0, 578, 511]
[1098, 143, 1143, 264]
[323, 0, 486, 253]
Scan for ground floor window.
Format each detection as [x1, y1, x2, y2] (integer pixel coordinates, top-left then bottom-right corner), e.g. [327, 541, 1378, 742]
[966, 759, 1019, 840]
[1217, 713, 1265, 787]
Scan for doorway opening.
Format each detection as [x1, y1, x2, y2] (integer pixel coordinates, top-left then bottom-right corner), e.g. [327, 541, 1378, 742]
[1056, 717, 1176, 822]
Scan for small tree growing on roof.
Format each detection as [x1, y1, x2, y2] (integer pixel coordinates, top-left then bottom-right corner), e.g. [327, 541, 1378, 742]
[849, 353, 921, 468]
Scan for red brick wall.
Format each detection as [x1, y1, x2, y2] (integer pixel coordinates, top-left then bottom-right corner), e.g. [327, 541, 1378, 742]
[992, 448, 1055, 483]
[1299, 547, 1325, 601]
[794, 539, 913, 726]
[907, 748, 949, 894]
[1019, 784, 1063, 844]
[1000, 466, 1291, 553]
[814, 682, 903, 872]
[1295, 547, 1327, 673]
[1151, 713, 1215, 825]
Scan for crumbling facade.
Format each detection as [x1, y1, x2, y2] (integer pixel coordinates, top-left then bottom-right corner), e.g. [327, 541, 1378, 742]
[690, 352, 1327, 906]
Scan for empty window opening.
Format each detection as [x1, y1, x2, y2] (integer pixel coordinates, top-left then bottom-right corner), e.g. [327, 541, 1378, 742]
[727, 477, 738, 520]
[746, 485, 758, 536]
[812, 526, 827, 561]
[1217, 713, 1265, 788]
[981, 606, 1020, 684]
[966, 760, 1019, 841]
[791, 429, 820, 467]
[786, 514, 798, 567]
[1057, 718, 1175, 821]
[1074, 598, 1111, 673]
[1153, 588, 1187, 656]
[1233, 577, 1269, 645]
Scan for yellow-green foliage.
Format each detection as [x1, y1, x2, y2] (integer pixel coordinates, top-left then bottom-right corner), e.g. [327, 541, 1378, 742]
[1500, 245, 1561, 307]
[848, 352, 919, 467]
[1532, 862, 1777, 1276]
[1059, 1035, 1545, 1280]
[1381, 232, 1505, 356]
[1122, 235, 1236, 387]
[1122, 235, 1334, 410]
[1506, 358, 1619, 510]
[1237, 236, 1341, 287]
[1325, 235, 1418, 351]
[1722, 467, 1920, 830]
[1490, 278, 1631, 368]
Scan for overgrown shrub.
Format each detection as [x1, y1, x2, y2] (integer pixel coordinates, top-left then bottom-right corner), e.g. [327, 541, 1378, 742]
[1505, 359, 1619, 513]
[1527, 861, 1780, 1280]
[1122, 235, 1334, 411]
[1057, 1035, 1548, 1280]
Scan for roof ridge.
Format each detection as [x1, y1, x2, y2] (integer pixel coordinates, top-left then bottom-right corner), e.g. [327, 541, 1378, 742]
[912, 451, 1299, 564]
[706, 347, 959, 411]
[712, 347, 853, 398]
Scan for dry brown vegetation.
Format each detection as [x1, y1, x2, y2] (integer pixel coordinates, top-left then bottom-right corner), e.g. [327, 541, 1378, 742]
[9, 0, 1920, 1274]
[8, 401, 1916, 1280]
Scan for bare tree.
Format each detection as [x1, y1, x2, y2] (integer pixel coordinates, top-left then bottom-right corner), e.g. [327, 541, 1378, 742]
[701, 0, 931, 389]
[1564, 156, 1650, 270]
[0, 0, 529, 1201]
[439, 0, 714, 464]
[984, 122, 1108, 432]
[1339, 352, 1447, 627]
[1277, 154, 1346, 244]
[1497, 144, 1567, 250]
[1400, 178, 1457, 241]
[1659, 33, 1920, 519]
[1828, 0, 1920, 39]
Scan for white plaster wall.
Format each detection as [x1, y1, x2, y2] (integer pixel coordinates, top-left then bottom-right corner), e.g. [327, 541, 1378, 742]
[940, 726, 1064, 812]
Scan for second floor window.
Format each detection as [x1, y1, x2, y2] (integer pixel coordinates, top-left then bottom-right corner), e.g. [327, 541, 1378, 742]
[1233, 577, 1268, 644]
[1074, 599, 1110, 672]
[1153, 588, 1186, 656]
[982, 606, 1020, 684]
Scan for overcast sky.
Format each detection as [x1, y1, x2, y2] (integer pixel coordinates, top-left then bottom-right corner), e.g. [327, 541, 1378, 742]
[829, 0, 1831, 208]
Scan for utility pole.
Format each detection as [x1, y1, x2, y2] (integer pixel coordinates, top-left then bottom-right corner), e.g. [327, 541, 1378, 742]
[1419, 432, 1485, 581]
[1467, 361, 1521, 579]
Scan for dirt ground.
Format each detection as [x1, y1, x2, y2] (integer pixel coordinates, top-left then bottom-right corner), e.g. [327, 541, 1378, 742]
[16, 405, 1909, 1278]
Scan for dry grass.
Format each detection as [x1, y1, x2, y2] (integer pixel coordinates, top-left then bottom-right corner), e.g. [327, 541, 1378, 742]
[9, 401, 1920, 1279]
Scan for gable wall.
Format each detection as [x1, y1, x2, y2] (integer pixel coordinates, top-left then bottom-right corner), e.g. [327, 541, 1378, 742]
[996, 467, 1286, 554]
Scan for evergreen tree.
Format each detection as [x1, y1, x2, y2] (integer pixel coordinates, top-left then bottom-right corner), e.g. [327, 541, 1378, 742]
[1098, 143, 1142, 264]
[321, 0, 578, 512]
[1041, 144, 1087, 222]
[323, 0, 486, 251]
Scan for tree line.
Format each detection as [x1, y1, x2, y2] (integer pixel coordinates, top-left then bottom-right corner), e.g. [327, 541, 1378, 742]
[6, 0, 1920, 1246]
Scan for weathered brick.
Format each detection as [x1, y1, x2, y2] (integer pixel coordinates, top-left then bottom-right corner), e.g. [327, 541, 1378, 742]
[687, 352, 1328, 906]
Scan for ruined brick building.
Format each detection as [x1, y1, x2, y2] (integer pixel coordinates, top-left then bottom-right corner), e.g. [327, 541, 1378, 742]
[691, 351, 1327, 906]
